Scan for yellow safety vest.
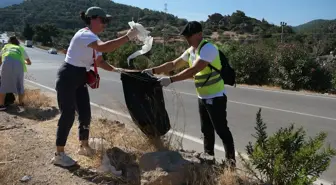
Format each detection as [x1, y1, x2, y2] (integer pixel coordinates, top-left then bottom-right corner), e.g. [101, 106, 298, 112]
[1, 43, 27, 72]
[187, 39, 224, 97]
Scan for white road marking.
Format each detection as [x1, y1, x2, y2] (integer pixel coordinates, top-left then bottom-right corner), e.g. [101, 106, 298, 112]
[163, 89, 336, 121]
[162, 77, 336, 100]
[232, 85, 336, 100]
[24, 79, 333, 185]
[92, 77, 336, 121]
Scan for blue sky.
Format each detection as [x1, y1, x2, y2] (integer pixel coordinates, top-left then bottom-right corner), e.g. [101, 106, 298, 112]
[114, 0, 336, 26]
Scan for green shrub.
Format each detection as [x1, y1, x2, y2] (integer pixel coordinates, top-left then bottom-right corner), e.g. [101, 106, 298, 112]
[273, 43, 332, 91]
[227, 43, 271, 85]
[331, 71, 336, 91]
[240, 108, 336, 185]
[308, 65, 332, 92]
[106, 42, 139, 68]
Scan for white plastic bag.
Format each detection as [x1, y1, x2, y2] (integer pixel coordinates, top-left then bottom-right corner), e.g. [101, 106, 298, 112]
[97, 153, 122, 176]
[89, 137, 109, 152]
[127, 21, 153, 66]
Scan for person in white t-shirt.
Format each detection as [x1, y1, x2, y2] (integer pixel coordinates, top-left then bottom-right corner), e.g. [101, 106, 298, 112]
[52, 6, 139, 168]
[142, 21, 236, 168]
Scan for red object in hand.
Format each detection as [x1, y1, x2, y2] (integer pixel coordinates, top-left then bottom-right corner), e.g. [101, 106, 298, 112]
[86, 48, 100, 89]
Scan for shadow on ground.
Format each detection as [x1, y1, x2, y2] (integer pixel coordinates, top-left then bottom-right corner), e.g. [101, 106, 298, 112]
[5, 104, 59, 121]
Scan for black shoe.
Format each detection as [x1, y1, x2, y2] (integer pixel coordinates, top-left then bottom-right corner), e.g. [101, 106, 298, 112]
[226, 159, 236, 171]
[205, 150, 215, 156]
[0, 105, 7, 111]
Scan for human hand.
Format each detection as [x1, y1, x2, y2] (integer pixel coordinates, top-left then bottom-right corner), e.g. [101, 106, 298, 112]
[158, 77, 172, 87]
[126, 28, 139, 40]
[113, 67, 123, 73]
[142, 68, 154, 75]
[25, 60, 32, 65]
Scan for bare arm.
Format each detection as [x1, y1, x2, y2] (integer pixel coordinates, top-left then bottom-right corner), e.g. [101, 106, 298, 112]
[95, 55, 116, 72]
[152, 57, 187, 74]
[88, 36, 129, 53]
[170, 59, 209, 82]
[22, 49, 31, 65]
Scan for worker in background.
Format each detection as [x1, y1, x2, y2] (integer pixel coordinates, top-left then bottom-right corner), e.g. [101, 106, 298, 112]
[142, 21, 236, 167]
[0, 36, 32, 111]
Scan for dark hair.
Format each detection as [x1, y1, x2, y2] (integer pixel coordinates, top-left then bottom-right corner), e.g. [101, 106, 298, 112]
[80, 11, 99, 25]
[8, 36, 20, 45]
[80, 11, 90, 25]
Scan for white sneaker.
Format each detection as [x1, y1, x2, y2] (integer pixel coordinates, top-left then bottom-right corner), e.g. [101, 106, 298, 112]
[199, 152, 216, 161]
[77, 146, 95, 157]
[52, 152, 77, 167]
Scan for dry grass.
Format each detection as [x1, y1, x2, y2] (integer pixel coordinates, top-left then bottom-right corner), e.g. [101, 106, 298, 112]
[89, 118, 172, 158]
[8, 88, 59, 121]
[22, 89, 52, 108]
[184, 164, 218, 185]
[183, 163, 257, 185]
[217, 169, 257, 185]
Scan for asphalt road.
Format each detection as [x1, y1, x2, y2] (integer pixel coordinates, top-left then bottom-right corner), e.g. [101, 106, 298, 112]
[1, 33, 335, 183]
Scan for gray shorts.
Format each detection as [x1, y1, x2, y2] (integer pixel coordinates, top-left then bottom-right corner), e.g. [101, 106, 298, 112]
[0, 57, 24, 94]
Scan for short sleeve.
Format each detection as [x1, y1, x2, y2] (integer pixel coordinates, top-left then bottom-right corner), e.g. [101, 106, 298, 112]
[199, 43, 218, 63]
[96, 51, 102, 56]
[80, 31, 100, 47]
[180, 48, 190, 62]
[95, 51, 103, 61]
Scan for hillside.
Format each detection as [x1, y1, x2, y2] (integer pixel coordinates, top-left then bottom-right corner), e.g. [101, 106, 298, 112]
[0, 0, 287, 40]
[294, 19, 336, 33]
[203, 12, 290, 36]
[0, 0, 23, 8]
[0, 0, 187, 35]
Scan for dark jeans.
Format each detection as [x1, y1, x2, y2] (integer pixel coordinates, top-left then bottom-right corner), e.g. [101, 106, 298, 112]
[55, 63, 91, 146]
[198, 94, 235, 161]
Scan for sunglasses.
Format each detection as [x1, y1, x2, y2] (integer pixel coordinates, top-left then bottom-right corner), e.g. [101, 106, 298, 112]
[99, 17, 110, 24]
[91, 16, 110, 24]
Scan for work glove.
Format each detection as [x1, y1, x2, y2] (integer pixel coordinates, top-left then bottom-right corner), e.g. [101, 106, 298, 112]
[126, 28, 139, 40]
[158, 77, 172, 87]
[142, 68, 154, 75]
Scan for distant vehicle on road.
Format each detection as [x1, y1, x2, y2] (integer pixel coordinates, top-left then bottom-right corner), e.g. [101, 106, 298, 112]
[25, 40, 33, 47]
[48, 48, 57, 54]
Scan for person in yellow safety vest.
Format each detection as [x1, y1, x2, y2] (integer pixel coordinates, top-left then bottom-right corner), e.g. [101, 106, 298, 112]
[142, 21, 236, 167]
[0, 36, 32, 111]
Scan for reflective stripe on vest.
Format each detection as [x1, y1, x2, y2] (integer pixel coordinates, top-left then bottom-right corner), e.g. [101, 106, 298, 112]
[1, 44, 27, 72]
[187, 39, 224, 96]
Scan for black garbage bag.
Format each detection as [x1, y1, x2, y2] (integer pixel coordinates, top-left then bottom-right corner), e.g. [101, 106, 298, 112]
[120, 71, 171, 137]
[0, 76, 16, 106]
[5, 93, 15, 106]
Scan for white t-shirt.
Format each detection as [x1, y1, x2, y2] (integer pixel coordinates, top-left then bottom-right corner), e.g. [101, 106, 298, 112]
[65, 28, 100, 70]
[180, 42, 226, 99]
